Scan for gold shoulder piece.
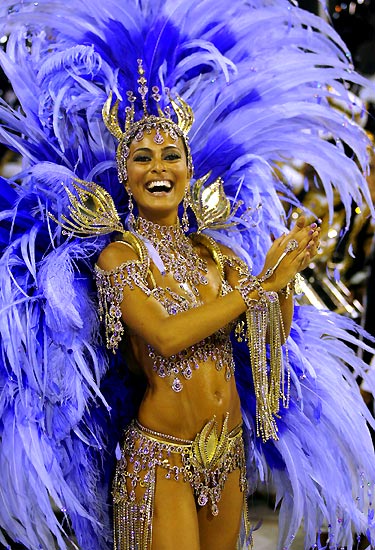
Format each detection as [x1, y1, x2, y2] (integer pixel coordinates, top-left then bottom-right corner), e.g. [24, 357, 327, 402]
[49, 178, 124, 238]
[115, 231, 149, 264]
[192, 233, 225, 280]
[190, 172, 242, 232]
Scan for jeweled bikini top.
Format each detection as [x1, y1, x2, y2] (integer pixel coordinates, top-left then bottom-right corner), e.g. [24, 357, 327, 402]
[94, 225, 235, 392]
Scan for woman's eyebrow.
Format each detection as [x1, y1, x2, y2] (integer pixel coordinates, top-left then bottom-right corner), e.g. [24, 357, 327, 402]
[162, 144, 182, 152]
[132, 144, 181, 153]
[132, 147, 152, 153]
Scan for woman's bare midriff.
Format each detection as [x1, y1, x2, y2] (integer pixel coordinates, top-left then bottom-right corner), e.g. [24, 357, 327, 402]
[137, 352, 242, 439]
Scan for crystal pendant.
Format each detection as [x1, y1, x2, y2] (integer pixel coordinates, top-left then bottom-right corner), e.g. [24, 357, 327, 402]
[171, 377, 183, 392]
[198, 493, 208, 506]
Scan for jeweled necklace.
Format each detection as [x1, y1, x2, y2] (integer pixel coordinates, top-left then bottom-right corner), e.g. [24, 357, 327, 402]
[135, 217, 208, 295]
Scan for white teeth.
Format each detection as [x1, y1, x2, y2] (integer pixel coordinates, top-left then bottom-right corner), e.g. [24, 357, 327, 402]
[146, 180, 172, 191]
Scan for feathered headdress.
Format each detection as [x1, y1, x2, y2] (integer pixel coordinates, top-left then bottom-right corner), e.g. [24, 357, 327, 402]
[0, 1, 375, 549]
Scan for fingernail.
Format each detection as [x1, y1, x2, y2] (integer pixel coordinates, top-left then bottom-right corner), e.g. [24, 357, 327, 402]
[310, 223, 317, 229]
[308, 229, 314, 235]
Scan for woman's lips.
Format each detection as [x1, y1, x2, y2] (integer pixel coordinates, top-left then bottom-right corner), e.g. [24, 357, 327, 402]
[145, 180, 173, 193]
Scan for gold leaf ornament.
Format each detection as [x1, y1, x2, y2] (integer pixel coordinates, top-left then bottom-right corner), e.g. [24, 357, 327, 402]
[191, 414, 229, 469]
[168, 94, 194, 135]
[190, 171, 242, 232]
[102, 91, 123, 141]
[48, 178, 124, 237]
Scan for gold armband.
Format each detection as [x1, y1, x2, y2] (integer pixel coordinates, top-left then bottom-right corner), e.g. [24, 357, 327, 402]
[95, 258, 150, 353]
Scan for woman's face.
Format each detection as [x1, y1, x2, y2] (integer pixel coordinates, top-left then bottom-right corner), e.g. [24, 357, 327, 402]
[126, 129, 190, 225]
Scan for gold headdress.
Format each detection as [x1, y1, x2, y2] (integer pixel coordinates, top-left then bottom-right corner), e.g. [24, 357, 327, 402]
[102, 59, 194, 184]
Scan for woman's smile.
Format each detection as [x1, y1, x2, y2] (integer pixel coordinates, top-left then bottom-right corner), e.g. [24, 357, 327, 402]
[144, 179, 173, 195]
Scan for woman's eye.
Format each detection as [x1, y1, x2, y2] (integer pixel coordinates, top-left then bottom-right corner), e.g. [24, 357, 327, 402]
[164, 153, 181, 161]
[134, 155, 151, 162]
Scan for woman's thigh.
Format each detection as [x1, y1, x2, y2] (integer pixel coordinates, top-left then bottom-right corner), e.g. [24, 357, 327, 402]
[152, 467, 200, 550]
[197, 469, 244, 550]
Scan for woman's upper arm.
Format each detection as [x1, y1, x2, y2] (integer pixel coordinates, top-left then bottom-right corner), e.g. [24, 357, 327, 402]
[96, 242, 169, 350]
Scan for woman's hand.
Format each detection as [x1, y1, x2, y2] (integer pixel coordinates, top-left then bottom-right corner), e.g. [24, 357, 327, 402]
[259, 216, 320, 292]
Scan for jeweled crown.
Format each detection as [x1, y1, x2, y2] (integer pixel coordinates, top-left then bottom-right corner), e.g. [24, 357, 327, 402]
[102, 59, 194, 183]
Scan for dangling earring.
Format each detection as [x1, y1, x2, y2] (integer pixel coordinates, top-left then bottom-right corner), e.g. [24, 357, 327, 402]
[182, 187, 190, 233]
[126, 188, 136, 229]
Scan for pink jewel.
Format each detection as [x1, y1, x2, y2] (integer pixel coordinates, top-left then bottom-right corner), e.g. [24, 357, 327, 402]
[198, 494, 208, 506]
[183, 366, 192, 379]
[172, 378, 183, 392]
[154, 129, 164, 144]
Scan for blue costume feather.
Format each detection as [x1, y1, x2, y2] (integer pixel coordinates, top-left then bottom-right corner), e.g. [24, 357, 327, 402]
[0, 1, 375, 548]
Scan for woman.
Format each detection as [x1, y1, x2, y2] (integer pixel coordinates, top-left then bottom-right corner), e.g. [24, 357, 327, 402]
[96, 100, 320, 548]
[1, 2, 374, 550]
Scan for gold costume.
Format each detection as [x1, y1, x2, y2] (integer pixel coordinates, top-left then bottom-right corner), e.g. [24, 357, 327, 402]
[113, 414, 250, 550]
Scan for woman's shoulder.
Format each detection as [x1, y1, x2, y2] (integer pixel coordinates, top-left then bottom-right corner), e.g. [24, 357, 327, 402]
[216, 241, 238, 259]
[191, 233, 242, 280]
[97, 231, 148, 272]
[191, 232, 238, 260]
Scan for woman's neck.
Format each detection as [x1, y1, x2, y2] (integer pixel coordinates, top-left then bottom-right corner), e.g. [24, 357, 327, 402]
[136, 209, 179, 228]
[134, 216, 184, 245]
[133, 216, 208, 294]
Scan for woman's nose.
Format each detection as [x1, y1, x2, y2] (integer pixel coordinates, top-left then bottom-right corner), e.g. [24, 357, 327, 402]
[151, 156, 166, 173]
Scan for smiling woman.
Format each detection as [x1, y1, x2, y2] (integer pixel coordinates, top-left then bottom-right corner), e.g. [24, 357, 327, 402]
[94, 63, 320, 550]
[2, 3, 375, 550]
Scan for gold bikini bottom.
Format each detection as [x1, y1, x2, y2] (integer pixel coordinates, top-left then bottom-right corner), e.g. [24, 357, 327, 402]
[112, 414, 251, 549]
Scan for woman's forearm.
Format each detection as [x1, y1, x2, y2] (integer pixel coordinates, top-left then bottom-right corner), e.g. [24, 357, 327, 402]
[279, 292, 294, 342]
[125, 285, 294, 357]
[124, 288, 248, 357]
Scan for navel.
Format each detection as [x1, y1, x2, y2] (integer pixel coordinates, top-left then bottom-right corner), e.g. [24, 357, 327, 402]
[214, 390, 224, 404]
